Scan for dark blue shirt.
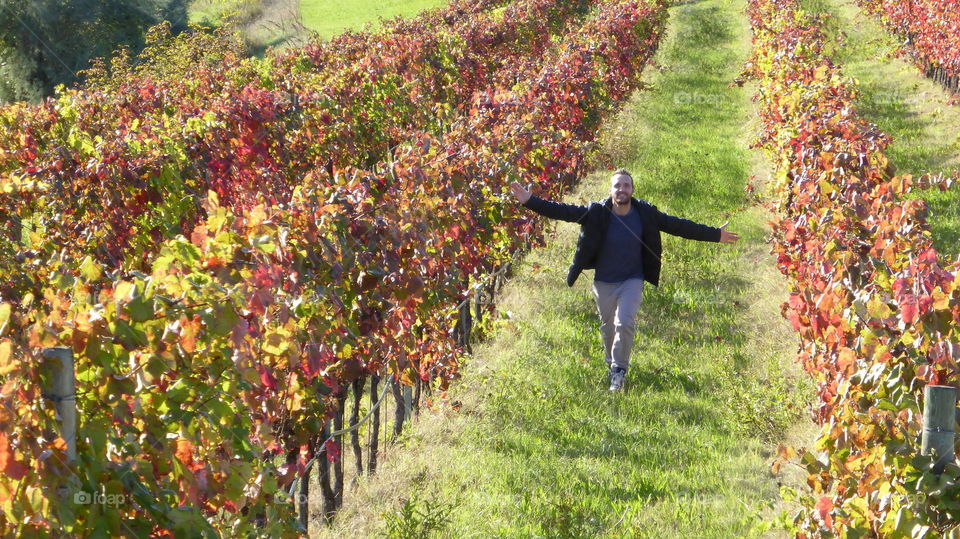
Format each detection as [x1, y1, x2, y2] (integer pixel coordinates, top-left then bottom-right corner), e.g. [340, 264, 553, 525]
[594, 207, 644, 283]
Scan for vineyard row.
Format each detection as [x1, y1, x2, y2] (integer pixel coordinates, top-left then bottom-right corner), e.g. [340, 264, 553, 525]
[0, 0, 667, 535]
[743, 0, 960, 534]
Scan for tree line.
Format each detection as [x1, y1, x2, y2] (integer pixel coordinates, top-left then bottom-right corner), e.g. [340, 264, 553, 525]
[0, 0, 188, 104]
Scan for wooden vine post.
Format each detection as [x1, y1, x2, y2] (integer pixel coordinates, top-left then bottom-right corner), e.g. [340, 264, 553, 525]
[921, 385, 957, 474]
[42, 347, 76, 463]
[391, 378, 405, 441]
[334, 392, 346, 510]
[297, 460, 310, 531]
[402, 384, 413, 423]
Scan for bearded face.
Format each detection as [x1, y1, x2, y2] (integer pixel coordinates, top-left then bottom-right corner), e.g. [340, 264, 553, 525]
[610, 173, 633, 205]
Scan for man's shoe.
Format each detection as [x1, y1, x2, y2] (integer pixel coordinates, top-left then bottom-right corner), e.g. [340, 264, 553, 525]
[609, 368, 626, 391]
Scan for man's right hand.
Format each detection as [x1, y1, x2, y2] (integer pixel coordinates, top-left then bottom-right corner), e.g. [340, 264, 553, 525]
[509, 181, 532, 204]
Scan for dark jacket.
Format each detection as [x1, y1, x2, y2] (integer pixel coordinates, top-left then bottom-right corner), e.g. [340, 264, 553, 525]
[522, 195, 722, 287]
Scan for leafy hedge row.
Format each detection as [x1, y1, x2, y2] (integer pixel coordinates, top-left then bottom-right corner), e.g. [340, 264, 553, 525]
[0, 0, 667, 535]
[741, 0, 960, 535]
[855, 0, 960, 84]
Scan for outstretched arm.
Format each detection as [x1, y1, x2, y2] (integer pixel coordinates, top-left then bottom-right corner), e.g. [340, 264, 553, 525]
[509, 181, 591, 223]
[656, 208, 739, 244]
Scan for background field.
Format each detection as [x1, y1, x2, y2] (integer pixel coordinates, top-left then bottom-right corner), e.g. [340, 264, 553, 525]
[299, 0, 448, 38]
[187, 0, 449, 55]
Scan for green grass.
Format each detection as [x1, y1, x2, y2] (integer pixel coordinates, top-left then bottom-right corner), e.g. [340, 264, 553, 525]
[317, 0, 814, 536]
[299, 0, 450, 38]
[802, 0, 960, 262]
[187, 0, 449, 55]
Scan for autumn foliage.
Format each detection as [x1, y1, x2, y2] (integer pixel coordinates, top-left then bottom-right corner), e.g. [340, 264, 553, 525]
[742, 0, 960, 535]
[0, 0, 666, 534]
[855, 0, 960, 83]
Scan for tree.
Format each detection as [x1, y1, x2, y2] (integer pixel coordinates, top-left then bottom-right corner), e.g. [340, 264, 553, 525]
[0, 0, 188, 104]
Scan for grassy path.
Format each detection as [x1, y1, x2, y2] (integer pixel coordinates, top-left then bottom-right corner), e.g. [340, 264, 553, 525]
[803, 0, 960, 262]
[318, 0, 813, 536]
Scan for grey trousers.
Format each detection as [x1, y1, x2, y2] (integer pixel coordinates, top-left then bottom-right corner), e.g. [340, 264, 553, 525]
[591, 278, 645, 371]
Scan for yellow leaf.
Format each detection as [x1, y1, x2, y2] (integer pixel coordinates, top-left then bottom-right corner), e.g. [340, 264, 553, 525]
[262, 332, 288, 356]
[867, 296, 893, 319]
[79, 256, 102, 281]
[931, 288, 950, 310]
[0, 303, 9, 336]
[0, 339, 16, 376]
[400, 368, 416, 387]
[248, 205, 267, 228]
[113, 281, 134, 303]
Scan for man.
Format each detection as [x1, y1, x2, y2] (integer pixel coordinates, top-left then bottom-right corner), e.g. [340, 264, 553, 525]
[509, 169, 740, 391]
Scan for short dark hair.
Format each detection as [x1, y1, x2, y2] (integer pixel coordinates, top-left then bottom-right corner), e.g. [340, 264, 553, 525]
[611, 168, 633, 186]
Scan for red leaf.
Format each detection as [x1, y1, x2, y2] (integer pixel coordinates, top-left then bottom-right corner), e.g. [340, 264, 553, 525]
[324, 440, 341, 463]
[175, 438, 193, 468]
[0, 433, 28, 480]
[190, 225, 209, 251]
[816, 496, 833, 528]
[259, 366, 278, 391]
[900, 295, 918, 325]
[303, 345, 334, 381]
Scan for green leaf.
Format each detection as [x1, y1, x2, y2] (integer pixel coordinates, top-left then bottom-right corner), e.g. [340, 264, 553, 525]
[165, 382, 189, 405]
[112, 319, 148, 350]
[204, 304, 240, 338]
[54, 272, 76, 290]
[85, 417, 109, 456]
[144, 354, 173, 383]
[253, 235, 276, 253]
[79, 256, 102, 281]
[126, 293, 154, 323]
[223, 461, 251, 501]
[153, 254, 176, 274]
[203, 400, 235, 426]
[173, 241, 201, 266]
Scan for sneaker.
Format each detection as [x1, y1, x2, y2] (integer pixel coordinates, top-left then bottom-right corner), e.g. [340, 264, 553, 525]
[609, 368, 626, 392]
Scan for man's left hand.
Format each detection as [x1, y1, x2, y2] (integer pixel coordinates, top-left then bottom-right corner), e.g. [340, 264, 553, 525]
[718, 222, 740, 244]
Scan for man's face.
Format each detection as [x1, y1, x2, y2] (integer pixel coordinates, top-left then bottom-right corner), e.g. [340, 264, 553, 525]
[610, 174, 633, 205]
